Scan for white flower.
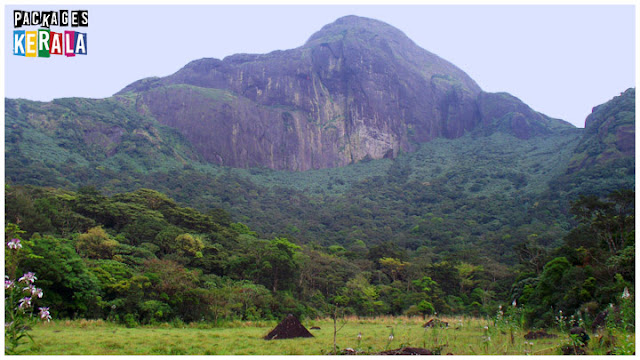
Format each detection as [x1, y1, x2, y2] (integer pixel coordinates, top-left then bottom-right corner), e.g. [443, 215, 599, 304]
[18, 297, 32, 309]
[34, 287, 44, 298]
[7, 238, 22, 250]
[18, 272, 37, 284]
[622, 287, 630, 299]
[38, 307, 51, 322]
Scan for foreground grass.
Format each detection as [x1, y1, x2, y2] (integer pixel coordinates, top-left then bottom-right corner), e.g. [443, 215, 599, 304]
[21, 316, 630, 355]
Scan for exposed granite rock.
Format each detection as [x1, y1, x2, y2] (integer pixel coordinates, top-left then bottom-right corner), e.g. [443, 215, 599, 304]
[476, 92, 573, 139]
[568, 88, 635, 173]
[115, 15, 571, 171]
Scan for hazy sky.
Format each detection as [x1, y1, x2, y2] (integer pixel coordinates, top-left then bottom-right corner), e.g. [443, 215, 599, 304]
[4, 5, 636, 128]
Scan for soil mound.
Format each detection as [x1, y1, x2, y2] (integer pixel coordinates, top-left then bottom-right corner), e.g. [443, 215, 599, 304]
[524, 329, 558, 340]
[264, 314, 314, 340]
[423, 319, 448, 328]
[379, 347, 434, 355]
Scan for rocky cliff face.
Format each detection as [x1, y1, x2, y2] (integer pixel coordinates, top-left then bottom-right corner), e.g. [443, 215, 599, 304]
[117, 15, 571, 171]
[567, 88, 635, 173]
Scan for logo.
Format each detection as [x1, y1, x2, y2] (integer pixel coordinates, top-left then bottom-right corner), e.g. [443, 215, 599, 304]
[13, 10, 88, 57]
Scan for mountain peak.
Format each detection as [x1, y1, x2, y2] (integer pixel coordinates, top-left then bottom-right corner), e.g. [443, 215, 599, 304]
[303, 15, 481, 97]
[112, 15, 573, 171]
[305, 15, 408, 46]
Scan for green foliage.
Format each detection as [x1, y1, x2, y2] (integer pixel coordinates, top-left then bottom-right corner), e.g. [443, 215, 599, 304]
[9, 93, 625, 268]
[517, 189, 635, 328]
[24, 233, 102, 318]
[417, 300, 435, 316]
[262, 237, 301, 292]
[5, 231, 52, 354]
[76, 226, 119, 259]
[3, 181, 634, 327]
[568, 88, 635, 173]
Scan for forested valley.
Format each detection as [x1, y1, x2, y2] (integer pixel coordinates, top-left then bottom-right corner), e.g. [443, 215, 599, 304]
[5, 181, 634, 329]
[5, 89, 636, 332]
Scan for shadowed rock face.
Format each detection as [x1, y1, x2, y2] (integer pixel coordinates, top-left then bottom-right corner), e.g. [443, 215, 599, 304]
[568, 88, 635, 173]
[476, 92, 571, 140]
[117, 15, 571, 171]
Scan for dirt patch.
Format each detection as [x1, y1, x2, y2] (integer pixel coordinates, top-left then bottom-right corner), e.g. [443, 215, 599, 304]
[264, 314, 314, 340]
[340, 348, 362, 355]
[561, 345, 587, 355]
[379, 347, 434, 355]
[423, 319, 448, 328]
[524, 329, 558, 340]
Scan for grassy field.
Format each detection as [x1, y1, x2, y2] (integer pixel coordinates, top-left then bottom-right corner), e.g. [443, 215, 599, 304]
[18, 315, 625, 356]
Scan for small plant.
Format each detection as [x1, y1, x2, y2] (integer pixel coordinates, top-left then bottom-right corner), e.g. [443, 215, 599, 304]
[615, 287, 635, 332]
[5, 237, 52, 354]
[555, 309, 568, 333]
[495, 300, 523, 345]
[523, 341, 534, 355]
[612, 333, 635, 355]
[569, 333, 584, 350]
[480, 325, 491, 354]
[386, 326, 394, 349]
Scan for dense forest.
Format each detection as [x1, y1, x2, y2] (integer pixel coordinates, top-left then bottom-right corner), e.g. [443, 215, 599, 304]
[5, 183, 634, 329]
[4, 89, 636, 331]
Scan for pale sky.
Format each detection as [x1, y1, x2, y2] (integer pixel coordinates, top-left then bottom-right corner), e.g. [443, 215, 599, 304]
[4, 5, 636, 128]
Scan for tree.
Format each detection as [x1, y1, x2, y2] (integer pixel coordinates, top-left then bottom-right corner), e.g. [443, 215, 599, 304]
[174, 233, 204, 257]
[536, 257, 571, 305]
[262, 237, 301, 293]
[342, 273, 379, 316]
[412, 276, 439, 318]
[331, 294, 350, 355]
[20, 234, 101, 318]
[209, 287, 231, 325]
[417, 300, 435, 319]
[456, 262, 483, 294]
[76, 226, 119, 259]
[142, 259, 207, 321]
[378, 257, 408, 282]
[570, 189, 634, 254]
[515, 234, 548, 274]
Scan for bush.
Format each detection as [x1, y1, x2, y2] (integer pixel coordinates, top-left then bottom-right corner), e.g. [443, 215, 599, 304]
[123, 313, 138, 328]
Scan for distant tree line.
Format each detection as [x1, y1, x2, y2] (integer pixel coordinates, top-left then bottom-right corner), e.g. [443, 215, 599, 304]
[4, 185, 634, 329]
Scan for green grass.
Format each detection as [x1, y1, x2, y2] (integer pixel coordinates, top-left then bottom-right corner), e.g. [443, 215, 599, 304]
[20, 316, 628, 355]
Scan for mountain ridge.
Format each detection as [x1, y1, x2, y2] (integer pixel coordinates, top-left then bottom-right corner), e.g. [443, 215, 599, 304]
[4, 83, 635, 257]
[114, 15, 571, 171]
